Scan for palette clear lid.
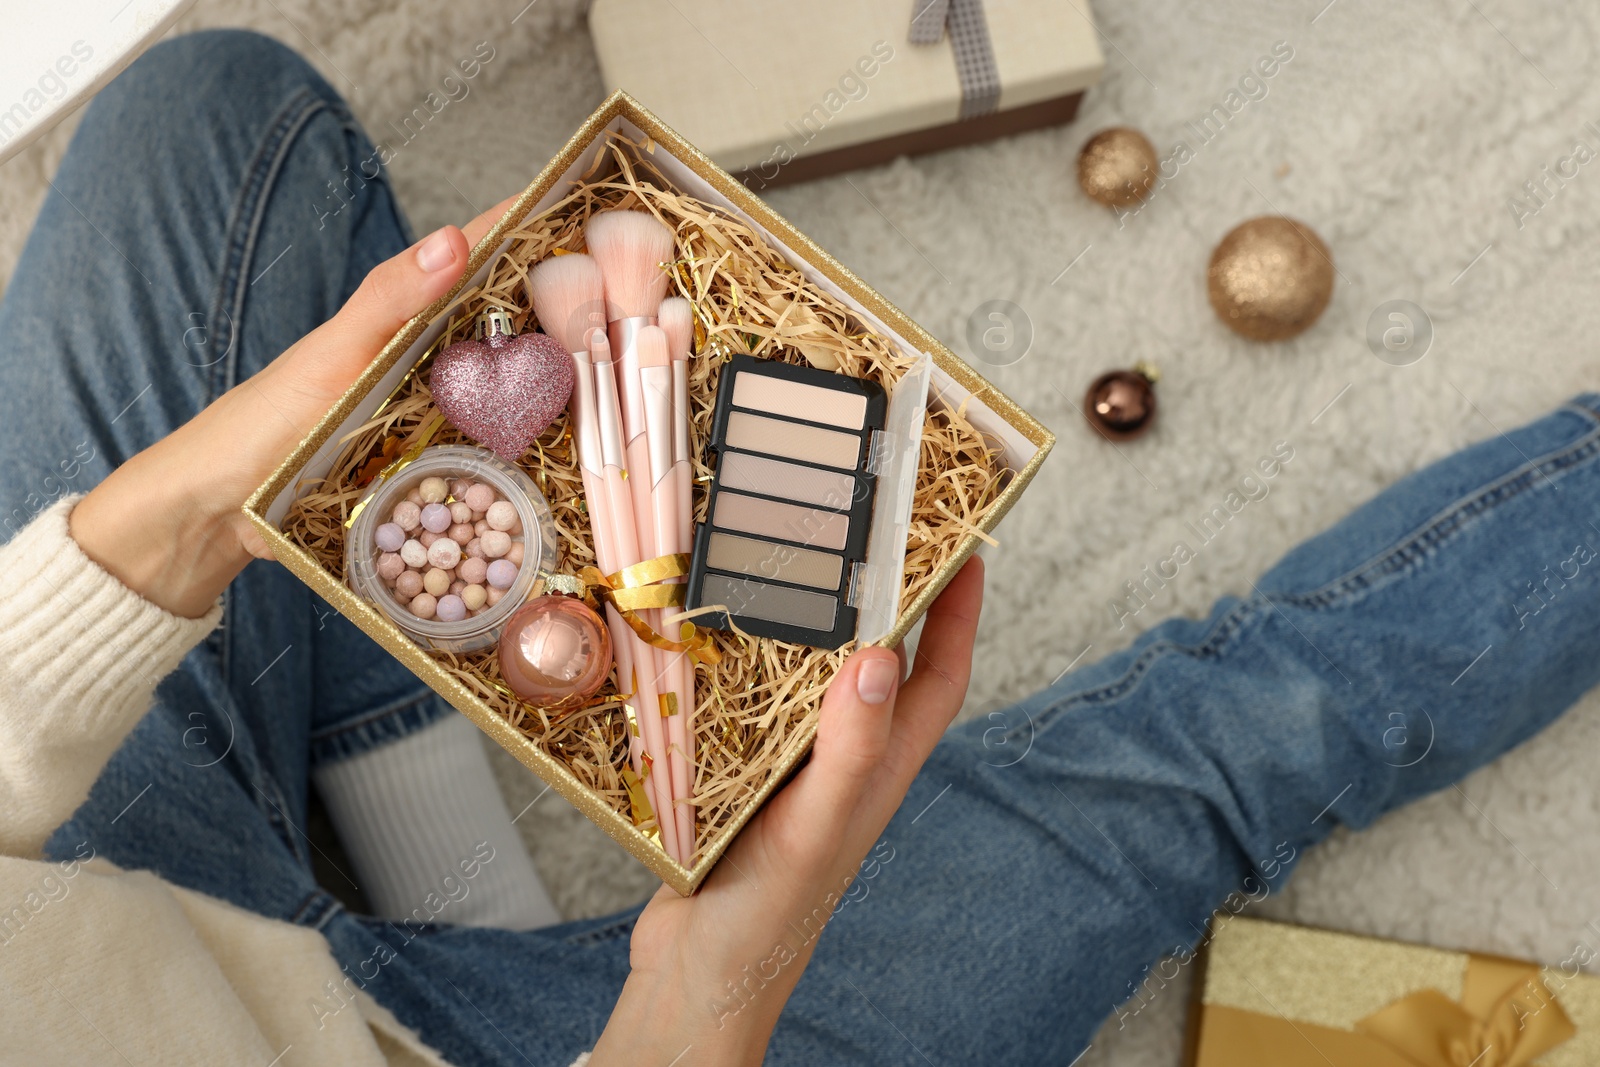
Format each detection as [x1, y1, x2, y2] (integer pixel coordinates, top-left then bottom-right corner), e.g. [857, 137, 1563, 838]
[852, 352, 932, 645]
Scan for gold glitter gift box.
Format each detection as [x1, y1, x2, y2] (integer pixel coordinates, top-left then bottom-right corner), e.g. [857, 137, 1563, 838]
[243, 92, 1053, 895]
[1187, 918, 1600, 1067]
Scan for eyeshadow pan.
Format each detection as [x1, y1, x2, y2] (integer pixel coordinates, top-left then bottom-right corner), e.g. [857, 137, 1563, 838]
[725, 412, 861, 470]
[705, 532, 842, 590]
[712, 493, 850, 551]
[732, 370, 868, 429]
[718, 452, 858, 510]
[700, 574, 838, 632]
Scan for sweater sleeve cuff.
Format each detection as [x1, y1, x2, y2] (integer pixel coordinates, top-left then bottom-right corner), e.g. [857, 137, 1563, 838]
[0, 495, 223, 732]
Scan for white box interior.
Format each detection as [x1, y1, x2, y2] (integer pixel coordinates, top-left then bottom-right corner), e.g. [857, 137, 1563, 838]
[267, 115, 1039, 529]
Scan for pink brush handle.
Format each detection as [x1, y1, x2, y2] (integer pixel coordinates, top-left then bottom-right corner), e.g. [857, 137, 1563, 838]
[641, 369, 696, 863]
[622, 432, 691, 858]
[670, 458, 696, 855]
[570, 352, 645, 780]
[602, 463, 681, 857]
[578, 466, 644, 778]
[593, 358, 681, 858]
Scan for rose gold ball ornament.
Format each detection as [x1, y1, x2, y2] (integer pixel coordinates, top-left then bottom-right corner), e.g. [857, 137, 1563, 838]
[1207, 216, 1334, 341]
[497, 578, 612, 705]
[1083, 362, 1160, 441]
[1076, 127, 1159, 208]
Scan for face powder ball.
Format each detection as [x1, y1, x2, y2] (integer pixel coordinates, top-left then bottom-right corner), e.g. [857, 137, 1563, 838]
[449, 501, 474, 524]
[480, 531, 511, 559]
[392, 500, 422, 532]
[374, 522, 406, 552]
[448, 478, 473, 500]
[423, 567, 453, 597]
[395, 570, 424, 599]
[435, 594, 467, 623]
[420, 502, 452, 534]
[458, 557, 488, 586]
[376, 552, 406, 581]
[485, 501, 518, 531]
[418, 477, 449, 504]
[464, 483, 496, 512]
[399, 539, 428, 569]
[409, 592, 438, 619]
[427, 538, 462, 571]
[506, 541, 525, 565]
[462, 584, 488, 610]
[486, 559, 518, 590]
[448, 522, 475, 546]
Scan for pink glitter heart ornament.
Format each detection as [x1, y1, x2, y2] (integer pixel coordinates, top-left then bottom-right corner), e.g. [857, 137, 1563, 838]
[430, 314, 574, 462]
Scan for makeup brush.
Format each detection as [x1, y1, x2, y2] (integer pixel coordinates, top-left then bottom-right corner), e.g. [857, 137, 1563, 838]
[657, 297, 697, 857]
[528, 254, 646, 779]
[588, 210, 688, 858]
[586, 210, 676, 342]
[527, 252, 608, 358]
[590, 328, 684, 860]
[637, 325, 694, 862]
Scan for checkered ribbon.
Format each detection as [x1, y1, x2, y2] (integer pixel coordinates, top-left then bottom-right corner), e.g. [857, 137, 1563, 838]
[909, 0, 1001, 119]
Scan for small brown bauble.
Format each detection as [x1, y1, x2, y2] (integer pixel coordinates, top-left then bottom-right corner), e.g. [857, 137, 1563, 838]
[1077, 128, 1159, 208]
[1207, 216, 1334, 341]
[1083, 362, 1160, 441]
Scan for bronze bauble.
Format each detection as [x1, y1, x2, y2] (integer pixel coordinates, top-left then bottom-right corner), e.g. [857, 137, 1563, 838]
[1083, 362, 1160, 441]
[1076, 128, 1159, 208]
[1207, 216, 1334, 342]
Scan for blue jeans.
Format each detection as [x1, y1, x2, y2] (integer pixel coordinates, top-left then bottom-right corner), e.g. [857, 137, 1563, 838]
[6, 30, 1600, 1067]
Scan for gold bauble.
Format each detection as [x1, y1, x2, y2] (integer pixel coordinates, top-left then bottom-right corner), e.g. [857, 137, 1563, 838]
[1076, 127, 1159, 208]
[1206, 216, 1334, 342]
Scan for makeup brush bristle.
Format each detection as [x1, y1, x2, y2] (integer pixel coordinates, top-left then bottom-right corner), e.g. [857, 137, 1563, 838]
[527, 253, 607, 355]
[636, 324, 670, 369]
[585, 210, 675, 321]
[658, 297, 693, 362]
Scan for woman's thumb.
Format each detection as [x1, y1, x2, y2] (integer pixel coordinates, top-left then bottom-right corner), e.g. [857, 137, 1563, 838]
[801, 648, 902, 823]
[333, 226, 470, 354]
[265, 226, 470, 406]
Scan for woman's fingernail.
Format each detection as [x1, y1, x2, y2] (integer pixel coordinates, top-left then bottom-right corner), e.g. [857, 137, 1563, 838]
[415, 228, 455, 272]
[856, 656, 897, 705]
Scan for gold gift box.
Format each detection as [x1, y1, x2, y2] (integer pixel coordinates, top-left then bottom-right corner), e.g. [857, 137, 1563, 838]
[1189, 917, 1600, 1067]
[242, 91, 1052, 895]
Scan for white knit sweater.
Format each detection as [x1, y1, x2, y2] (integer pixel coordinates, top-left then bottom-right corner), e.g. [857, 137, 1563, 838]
[0, 498, 586, 1065]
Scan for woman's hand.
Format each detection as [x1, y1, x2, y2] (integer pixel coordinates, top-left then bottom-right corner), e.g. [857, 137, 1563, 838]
[69, 197, 518, 618]
[592, 557, 985, 1066]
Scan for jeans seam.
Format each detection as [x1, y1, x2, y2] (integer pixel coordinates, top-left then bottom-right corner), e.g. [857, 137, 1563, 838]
[208, 86, 339, 403]
[308, 688, 438, 745]
[1021, 597, 1263, 740]
[1279, 405, 1600, 610]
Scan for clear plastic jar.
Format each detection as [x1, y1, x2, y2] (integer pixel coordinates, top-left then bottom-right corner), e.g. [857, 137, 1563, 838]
[346, 445, 558, 652]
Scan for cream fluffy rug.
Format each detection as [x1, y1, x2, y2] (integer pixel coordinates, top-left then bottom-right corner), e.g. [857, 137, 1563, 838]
[6, 1, 1600, 1062]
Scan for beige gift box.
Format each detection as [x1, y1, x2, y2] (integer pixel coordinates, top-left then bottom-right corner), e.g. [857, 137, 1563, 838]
[244, 92, 1053, 894]
[589, 0, 1105, 187]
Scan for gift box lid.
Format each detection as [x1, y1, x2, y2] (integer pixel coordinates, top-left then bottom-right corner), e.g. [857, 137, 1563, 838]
[588, 0, 1104, 174]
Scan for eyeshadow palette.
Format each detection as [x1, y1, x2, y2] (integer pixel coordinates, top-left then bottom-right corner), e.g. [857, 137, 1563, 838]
[686, 354, 890, 648]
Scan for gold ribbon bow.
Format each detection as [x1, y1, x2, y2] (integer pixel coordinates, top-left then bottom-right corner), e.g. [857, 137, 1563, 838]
[1197, 955, 1575, 1067]
[579, 555, 722, 666]
[1354, 956, 1575, 1067]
